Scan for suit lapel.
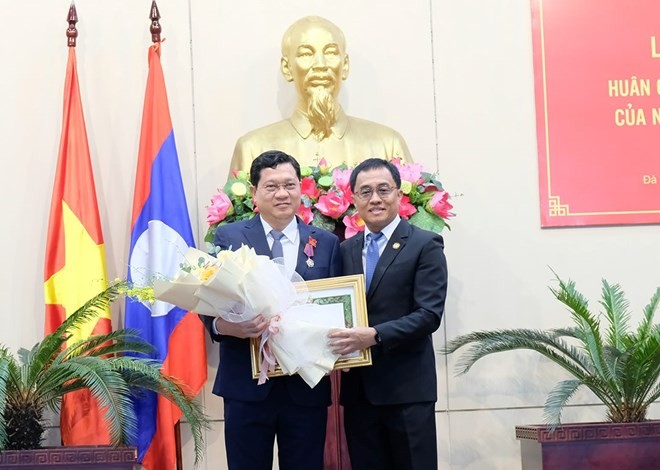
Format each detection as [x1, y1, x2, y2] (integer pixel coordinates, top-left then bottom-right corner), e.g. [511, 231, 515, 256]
[368, 220, 410, 299]
[242, 215, 271, 257]
[295, 219, 312, 278]
[350, 233, 365, 276]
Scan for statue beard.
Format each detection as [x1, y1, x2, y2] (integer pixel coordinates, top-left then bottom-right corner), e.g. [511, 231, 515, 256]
[306, 87, 337, 141]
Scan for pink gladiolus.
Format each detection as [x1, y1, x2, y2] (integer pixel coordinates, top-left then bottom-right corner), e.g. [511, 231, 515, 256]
[296, 204, 313, 224]
[343, 213, 365, 238]
[392, 158, 424, 184]
[332, 168, 353, 198]
[206, 190, 233, 224]
[429, 191, 455, 219]
[314, 191, 350, 219]
[301, 176, 321, 200]
[398, 195, 417, 219]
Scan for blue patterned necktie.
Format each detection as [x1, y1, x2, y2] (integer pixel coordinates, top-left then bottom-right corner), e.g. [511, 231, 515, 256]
[270, 229, 285, 259]
[365, 232, 384, 290]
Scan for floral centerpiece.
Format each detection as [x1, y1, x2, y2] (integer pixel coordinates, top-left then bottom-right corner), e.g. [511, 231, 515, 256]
[205, 158, 454, 244]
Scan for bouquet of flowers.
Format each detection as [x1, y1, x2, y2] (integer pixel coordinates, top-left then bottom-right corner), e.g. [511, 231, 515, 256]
[205, 158, 454, 243]
[128, 245, 340, 388]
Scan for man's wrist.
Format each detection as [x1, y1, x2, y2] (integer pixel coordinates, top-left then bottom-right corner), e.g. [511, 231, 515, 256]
[373, 328, 382, 345]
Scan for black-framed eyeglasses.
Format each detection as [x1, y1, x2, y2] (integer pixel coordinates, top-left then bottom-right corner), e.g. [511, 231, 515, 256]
[354, 185, 396, 200]
[260, 181, 300, 193]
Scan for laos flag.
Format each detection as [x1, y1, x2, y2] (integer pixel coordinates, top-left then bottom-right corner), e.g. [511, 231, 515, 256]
[126, 43, 207, 470]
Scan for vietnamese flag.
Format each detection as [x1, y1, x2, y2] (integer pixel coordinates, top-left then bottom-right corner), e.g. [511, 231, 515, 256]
[43, 47, 112, 444]
[125, 42, 207, 469]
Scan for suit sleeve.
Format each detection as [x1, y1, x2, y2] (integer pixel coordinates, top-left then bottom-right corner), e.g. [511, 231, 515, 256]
[328, 235, 342, 277]
[376, 233, 447, 350]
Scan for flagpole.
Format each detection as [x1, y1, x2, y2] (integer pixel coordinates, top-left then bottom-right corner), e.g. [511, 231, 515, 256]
[148, 4, 185, 468]
[60, 2, 76, 452]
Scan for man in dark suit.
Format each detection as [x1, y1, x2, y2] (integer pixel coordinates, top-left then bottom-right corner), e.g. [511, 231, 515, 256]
[202, 150, 342, 470]
[328, 158, 447, 470]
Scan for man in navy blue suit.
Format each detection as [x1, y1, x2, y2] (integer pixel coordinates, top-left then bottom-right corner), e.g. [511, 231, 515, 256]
[328, 158, 447, 470]
[202, 150, 342, 470]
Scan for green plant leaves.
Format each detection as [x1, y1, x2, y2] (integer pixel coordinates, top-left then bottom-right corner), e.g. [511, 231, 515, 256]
[0, 284, 210, 465]
[445, 273, 660, 427]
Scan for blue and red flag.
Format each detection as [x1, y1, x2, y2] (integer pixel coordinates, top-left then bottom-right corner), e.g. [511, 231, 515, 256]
[126, 42, 207, 470]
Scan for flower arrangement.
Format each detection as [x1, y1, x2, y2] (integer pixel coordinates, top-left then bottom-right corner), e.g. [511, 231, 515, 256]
[204, 170, 254, 243]
[205, 158, 454, 243]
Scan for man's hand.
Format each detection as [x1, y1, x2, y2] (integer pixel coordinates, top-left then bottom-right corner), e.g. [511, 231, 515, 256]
[328, 327, 378, 355]
[214, 315, 269, 339]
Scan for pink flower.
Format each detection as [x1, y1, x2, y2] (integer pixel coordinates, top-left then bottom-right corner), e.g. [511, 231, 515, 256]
[332, 168, 353, 198]
[314, 190, 351, 219]
[301, 176, 320, 200]
[318, 158, 330, 175]
[296, 204, 313, 224]
[428, 191, 455, 219]
[392, 158, 424, 184]
[398, 195, 417, 219]
[206, 190, 233, 224]
[343, 213, 365, 238]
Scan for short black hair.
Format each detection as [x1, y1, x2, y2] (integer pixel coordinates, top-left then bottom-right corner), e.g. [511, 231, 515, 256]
[249, 150, 301, 187]
[349, 158, 401, 191]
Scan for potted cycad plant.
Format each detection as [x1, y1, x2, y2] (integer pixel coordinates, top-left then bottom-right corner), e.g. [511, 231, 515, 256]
[0, 282, 210, 469]
[445, 274, 660, 469]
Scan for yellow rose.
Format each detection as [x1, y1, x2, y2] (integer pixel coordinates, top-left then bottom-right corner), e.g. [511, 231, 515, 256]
[400, 180, 412, 195]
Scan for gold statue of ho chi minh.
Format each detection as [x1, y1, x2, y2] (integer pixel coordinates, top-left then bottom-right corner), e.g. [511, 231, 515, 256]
[229, 15, 412, 173]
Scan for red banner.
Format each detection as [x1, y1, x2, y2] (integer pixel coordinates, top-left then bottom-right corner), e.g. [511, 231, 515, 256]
[532, 0, 660, 227]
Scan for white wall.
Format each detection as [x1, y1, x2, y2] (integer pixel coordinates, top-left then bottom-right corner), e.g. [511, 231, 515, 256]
[1, 1, 658, 469]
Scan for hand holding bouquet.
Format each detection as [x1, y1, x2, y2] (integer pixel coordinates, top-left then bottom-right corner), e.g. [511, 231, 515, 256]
[139, 245, 341, 388]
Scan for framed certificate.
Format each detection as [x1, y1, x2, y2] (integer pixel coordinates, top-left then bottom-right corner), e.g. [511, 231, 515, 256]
[250, 274, 372, 380]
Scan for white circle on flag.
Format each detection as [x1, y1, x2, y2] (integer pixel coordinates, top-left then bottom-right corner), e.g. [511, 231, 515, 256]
[129, 220, 190, 317]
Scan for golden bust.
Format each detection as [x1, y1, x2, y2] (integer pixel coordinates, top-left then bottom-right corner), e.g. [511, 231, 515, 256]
[229, 16, 412, 172]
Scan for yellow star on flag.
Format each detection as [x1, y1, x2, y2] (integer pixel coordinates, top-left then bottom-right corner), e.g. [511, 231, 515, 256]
[44, 200, 109, 344]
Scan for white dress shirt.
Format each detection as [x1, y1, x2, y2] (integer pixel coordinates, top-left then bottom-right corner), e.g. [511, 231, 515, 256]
[260, 217, 300, 279]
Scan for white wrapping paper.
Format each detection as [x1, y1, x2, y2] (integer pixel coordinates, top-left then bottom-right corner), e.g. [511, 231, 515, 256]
[152, 246, 340, 387]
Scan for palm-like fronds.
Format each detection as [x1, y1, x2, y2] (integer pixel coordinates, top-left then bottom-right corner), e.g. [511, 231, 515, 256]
[0, 284, 210, 466]
[444, 274, 660, 428]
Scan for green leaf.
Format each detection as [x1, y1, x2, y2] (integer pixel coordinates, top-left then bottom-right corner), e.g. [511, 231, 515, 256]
[312, 211, 336, 232]
[408, 208, 446, 233]
[204, 224, 218, 244]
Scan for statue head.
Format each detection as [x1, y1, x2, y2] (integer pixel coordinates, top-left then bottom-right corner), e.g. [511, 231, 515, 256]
[280, 16, 350, 138]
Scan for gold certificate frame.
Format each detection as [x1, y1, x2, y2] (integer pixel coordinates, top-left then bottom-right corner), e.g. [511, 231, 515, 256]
[250, 274, 372, 380]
